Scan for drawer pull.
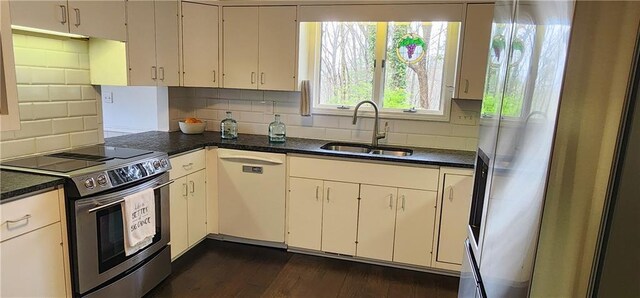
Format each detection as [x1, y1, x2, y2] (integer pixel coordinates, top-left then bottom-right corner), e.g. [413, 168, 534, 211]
[182, 162, 194, 170]
[3, 214, 32, 229]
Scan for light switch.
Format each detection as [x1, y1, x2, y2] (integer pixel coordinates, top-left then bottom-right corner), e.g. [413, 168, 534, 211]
[103, 91, 113, 103]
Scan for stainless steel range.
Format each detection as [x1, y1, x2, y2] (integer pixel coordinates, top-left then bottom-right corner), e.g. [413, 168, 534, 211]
[1, 145, 172, 297]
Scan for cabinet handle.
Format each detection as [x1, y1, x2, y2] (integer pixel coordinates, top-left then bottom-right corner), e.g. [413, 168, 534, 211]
[3, 214, 32, 228]
[182, 183, 188, 196]
[251, 72, 256, 84]
[182, 162, 193, 170]
[260, 72, 265, 85]
[449, 187, 454, 201]
[315, 186, 319, 201]
[389, 194, 393, 209]
[73, 8, 80, 27]
[212, 70, 216, 83]
[326, 187, 331, 203]
[59, 5, 67, 24]
[464, 79, 469, 93]
[159, 67, 165, 81]
[189, 181, 195, 194]
[401, 195, 406, 211]
[151, 66, 157, 80]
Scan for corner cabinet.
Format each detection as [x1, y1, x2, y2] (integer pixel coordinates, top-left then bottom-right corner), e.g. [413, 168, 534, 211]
[222, 6, 297, 91]
[10, 0, 126, 41]
[168, 150, 207, 260]
[432, 167, 473, 271]
[0, 189, 71, 297]
[456, 3, 494, 100]
[181, 2, 219, 88]
[127, 0, 180, 86]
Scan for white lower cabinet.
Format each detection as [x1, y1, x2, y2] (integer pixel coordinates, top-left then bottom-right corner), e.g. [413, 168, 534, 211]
[321, 181, 359, 256]
[357, 185, 397, 261]
[393, 189, 437, 267]
[169, 176, 189, 259]
[287, 177, 323, 250]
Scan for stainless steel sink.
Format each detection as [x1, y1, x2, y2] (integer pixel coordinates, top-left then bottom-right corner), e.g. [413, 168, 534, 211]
[321, 142, 413, 157]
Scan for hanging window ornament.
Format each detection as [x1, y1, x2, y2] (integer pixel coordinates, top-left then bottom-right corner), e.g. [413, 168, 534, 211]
[396, 33, 426, 64]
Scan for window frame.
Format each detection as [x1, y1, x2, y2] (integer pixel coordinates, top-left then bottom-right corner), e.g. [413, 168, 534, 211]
[309, 21, 460, 121]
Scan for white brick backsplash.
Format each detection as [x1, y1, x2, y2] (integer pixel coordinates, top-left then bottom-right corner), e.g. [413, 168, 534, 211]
[69, 100, 97, 116]
[229, 100, 253, 111]
[1, 139, 36, 159]
[17, 85, 49, 102]
[36, 134, 70, 153]
[33, 102, 68, 119]
[65, 69, 90, 84]
[14, 120, 52, 139]
[1, 34, 100, 160]
[49, 85, 82, 101]
[168, 87, 481, 151]
[70, 130, 99, 147]
[31, 67, 66, 84]
[53, 117, 84, 134]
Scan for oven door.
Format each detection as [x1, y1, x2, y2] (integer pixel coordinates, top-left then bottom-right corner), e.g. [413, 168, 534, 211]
[72, 172, 171, 295]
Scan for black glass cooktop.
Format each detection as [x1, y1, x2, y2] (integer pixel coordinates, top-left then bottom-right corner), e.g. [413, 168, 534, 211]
[1, 146, 153, 173]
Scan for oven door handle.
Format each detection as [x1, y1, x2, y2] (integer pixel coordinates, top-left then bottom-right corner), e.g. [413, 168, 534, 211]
[87, 180, 174, 214]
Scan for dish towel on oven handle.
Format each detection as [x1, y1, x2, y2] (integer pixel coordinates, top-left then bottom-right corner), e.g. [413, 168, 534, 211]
[121, 188, 156, 256]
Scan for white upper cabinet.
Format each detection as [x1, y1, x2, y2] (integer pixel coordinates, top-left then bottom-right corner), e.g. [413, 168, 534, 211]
[457, 3, 494, 100]
[1, 0, 20, 131]
[127, 0, 157, 86]
[357, 185, 398, 261]
[222, 6, 259, 89]
[127, 0, 180, 86]
[258, 6, 297, 91]
[67, 1, 126, 41]
[9, 1, 69, 33]
[223, 6, 297, 91]
[182, 2, 219, 87]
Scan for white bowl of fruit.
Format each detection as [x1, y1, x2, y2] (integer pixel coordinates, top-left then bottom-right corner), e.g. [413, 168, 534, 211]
[179, 118, 206, 134]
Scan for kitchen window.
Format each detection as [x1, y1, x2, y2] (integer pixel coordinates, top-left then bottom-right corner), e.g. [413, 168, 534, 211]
[312, 21, 460, 120]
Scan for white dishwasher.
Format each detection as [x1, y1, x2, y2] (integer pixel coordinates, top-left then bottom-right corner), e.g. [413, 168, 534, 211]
[217, 149, 286, 244]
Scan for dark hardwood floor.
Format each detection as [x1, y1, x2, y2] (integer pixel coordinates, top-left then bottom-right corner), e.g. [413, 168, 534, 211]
[146, 240, 459, 298]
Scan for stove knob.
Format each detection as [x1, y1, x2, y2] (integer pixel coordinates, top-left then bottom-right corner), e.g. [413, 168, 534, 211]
[153, 160, 161, 170]
[84, 178, 96, 189]
[96, 174, 108, 186]
[160, 159, 168, 168]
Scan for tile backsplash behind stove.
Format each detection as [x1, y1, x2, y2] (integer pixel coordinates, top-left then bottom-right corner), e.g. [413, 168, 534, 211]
[169, 87, 480, 151]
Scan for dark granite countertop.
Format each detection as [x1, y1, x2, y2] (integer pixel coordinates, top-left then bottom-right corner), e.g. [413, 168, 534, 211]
[105, 131, 475, 168]
[1, 170, 65, 203]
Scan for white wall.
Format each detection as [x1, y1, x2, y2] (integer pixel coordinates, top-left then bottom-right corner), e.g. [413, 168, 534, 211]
[101, 86, 169, 137]
[0, 33, 103, 160]
[169, 87, 481, 151]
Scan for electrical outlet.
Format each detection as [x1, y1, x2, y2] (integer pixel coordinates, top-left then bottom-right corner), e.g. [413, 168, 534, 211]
[103, 91, 113, 103]
[452, 110, 477, 125]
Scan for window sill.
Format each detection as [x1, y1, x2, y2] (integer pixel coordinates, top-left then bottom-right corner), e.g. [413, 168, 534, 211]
[311, 107, 451, 122]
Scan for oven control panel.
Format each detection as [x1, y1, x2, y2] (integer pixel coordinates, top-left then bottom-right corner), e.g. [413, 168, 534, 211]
[71, 155, 171, 197]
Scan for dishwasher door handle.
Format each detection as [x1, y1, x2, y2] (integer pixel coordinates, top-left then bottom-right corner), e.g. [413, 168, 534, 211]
[219, 155, 284, 165]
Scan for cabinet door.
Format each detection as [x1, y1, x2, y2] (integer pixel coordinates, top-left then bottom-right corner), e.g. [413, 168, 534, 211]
[0, 223, 67, 297]
[394, 189, 437, 267]
[258, 6, 297, 91]
[9, 1, 69, 34]
[187, 169, 207, 246]
[182, 2, 218, 87]
[126, 0, 157, 86]
[457, 3, 494, 99]
[169, 176, 188, 259]
[222, 7, 258, 89]
[357, 185, 397, 261]
[288, 177, 323, 250]
[155, 0, 179, 86]
[1, 1, 20, 131]
[321, 181, 359, 256]
[437, 174, 473, 264]
[68, 0, 126, 41]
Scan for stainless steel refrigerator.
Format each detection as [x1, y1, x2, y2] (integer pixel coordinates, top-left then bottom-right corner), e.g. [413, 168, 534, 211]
[459, 0, 640, 297]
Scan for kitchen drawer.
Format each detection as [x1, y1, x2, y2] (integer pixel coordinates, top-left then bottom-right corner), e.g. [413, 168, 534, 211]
[289, 156, 440, 191]
[1, 189, 61, 242]
[169, 149, 206, 179]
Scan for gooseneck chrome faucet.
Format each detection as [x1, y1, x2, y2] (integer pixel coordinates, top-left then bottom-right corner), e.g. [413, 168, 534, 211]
[352, 100, 386, 147]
